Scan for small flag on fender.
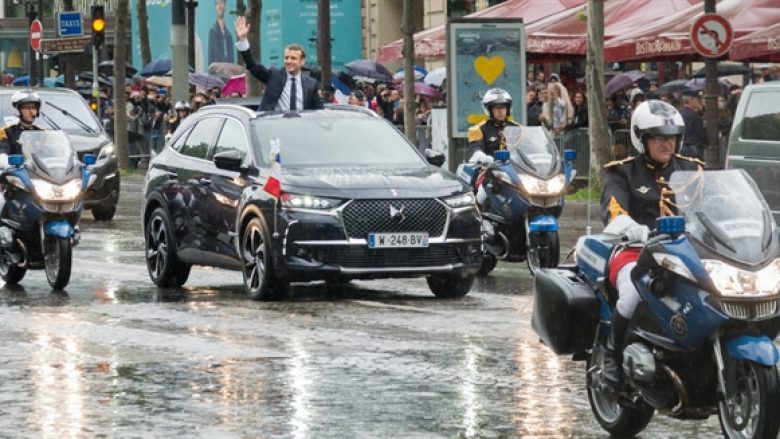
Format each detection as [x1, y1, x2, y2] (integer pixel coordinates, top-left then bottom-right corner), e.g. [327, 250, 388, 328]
[263, 138, 282, 198]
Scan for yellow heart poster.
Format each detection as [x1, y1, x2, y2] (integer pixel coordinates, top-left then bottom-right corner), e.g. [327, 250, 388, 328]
[473, 56, 505, 86]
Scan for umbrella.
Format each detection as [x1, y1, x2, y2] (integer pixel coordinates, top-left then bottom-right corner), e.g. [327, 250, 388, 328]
[12, 75, 30, 86]
[398, 81, 443, 100]
[99, 60, 138, 77]
[424, 66, 446, 86]
[145, 75, 173, 87]
[43, 75, 65, 88]
[344, 59, 393, 82]
[189, 72, 224, 89]
[692, 62, 751, 78]
[77, 71, 114, 87]
[605, 70, 646, 97]
[207, 62, 245, 81]
[684, 78, 732, 93]
[139, 58, 194, 77]
[656, 79, 691, 95]
[393, 65, 428, 82]
[222, 74, 246, 97]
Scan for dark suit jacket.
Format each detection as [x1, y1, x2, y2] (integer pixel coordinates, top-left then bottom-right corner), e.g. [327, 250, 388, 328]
[239, 49, 323, 111]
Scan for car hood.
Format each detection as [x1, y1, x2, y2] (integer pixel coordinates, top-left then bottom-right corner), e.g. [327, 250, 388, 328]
[63, 131, 112, 153]
[278, 166, 467, 198]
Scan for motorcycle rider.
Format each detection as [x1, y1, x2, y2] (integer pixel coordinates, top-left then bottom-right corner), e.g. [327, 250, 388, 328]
[467, 88, 518, 164]
[0, 90, 45, 247]
[599, 100, 703, 387]
[166, 100, 192, 138]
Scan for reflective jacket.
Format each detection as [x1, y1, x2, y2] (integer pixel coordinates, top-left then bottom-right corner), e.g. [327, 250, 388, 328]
[0, 123, 44, 156]
[466, 119, 519, 158]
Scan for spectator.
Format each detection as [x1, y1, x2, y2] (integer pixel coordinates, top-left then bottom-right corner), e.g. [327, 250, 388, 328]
[545, 82, 573, 138]
[126, 91, 146, 168]
[606, 97, 628, 132]
[416, 96, 431, 125]
[526, 89, 542, 127]
[191, 92, 209, 112]
[539, 88, 552, 129]
[679, 90, 707, 159]
[717, 94, 733, 139]
[629, 88, 645, 113]
[566, 91, 588, 130]
[348, 90, 365, 107]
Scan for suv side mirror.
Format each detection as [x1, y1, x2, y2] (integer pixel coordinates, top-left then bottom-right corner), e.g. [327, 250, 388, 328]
[424, 148, 446, 167]
[213, 149, 244, 172]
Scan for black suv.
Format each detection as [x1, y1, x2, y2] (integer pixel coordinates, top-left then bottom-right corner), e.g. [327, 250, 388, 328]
[142, 105, 482, 299]
[0, 87, 120, 220]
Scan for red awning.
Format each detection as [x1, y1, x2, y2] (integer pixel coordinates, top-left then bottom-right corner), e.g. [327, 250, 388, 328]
[604, 0, 780, 62]
[730, 23, 780, 62]
[524, 0, 700, 60]
[375, 0, 584, 62]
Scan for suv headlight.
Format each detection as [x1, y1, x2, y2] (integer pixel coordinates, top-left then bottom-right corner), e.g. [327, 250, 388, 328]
[518, 173, 566, 196]
[97, 143, 115, 162]
[32, 178, 81, 201]
[703, 259, 780, 297]
[281, 193, 343, 210]
[443, 192, 475, 208]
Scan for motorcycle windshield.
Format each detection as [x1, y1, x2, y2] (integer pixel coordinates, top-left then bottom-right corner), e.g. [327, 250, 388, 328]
[18, 131, 78, 182]
[504, 126, 560, 177]
[669, 169, 776, 265]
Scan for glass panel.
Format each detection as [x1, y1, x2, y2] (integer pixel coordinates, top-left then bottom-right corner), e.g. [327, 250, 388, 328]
[212, 119, 248, 162]
[741, 90, 780, 141]
[181, 117, 222, 160]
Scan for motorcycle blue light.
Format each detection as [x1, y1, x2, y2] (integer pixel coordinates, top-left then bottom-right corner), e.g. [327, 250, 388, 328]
[493, 150, 510, 162]
[564, 149, 577, 161]
[83, 154, 97, 166]
[657, 216, 686, 235]
[8, 155, 23, 167]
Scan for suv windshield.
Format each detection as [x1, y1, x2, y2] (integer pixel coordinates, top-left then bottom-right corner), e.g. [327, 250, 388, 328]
[251, 114, 425, 168]
[0, 91, 100, 133]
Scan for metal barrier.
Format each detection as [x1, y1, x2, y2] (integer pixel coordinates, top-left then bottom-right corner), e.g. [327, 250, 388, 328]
[396, 124, 431, 152]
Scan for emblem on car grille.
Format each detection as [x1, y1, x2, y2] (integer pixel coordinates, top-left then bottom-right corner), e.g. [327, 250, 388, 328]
[389, 204, 406, 223]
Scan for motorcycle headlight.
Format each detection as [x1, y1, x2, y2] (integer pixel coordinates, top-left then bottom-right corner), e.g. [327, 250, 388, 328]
[281, 193, 342, 210]
[703, 258, 780, 297]
[97, 143, 115, 162]
[32, 179, 82, 201]
[518, 173, 566, 196]
[443, 192, 475, 208]
[652, 252, 696, 282]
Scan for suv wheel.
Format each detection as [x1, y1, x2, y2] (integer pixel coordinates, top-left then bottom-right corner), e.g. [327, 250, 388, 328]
[426, 273, 475, 298]
[145, 207, 191, 288]
[241, 217, 288, 301]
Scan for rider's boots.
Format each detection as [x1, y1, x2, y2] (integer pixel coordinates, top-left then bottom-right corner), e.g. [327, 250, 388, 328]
[602, 313, 630, 388]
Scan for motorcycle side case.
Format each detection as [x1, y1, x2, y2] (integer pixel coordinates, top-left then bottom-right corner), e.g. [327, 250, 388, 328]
[532, 268, 599, 355]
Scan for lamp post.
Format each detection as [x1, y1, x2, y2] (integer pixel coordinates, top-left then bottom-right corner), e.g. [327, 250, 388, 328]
[185, 0, 198, 70]
[25, 0, 37, 86]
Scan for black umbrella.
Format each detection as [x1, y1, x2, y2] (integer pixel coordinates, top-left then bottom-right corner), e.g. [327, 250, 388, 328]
[139, 58, 194, 77]
[692, 62, 750, 78]
[99, 60, 138, 78]
[77, 71, 113, 87]
[656, 79, 691, 95]
[344, 59, 392, 82]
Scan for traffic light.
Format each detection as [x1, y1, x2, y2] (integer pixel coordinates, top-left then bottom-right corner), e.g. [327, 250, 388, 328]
[89, 96, 98, 112]
[91, 5, 105, 48]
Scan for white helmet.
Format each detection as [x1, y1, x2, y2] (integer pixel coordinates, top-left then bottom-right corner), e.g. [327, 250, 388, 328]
[630, 100, 685, 155]
[174, 100, 191, 112]
[482, 88, 512, 117]
[11, 90, 42, 116]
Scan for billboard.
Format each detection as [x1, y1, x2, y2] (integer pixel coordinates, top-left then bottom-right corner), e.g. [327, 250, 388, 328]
[129, 0, 362, 73]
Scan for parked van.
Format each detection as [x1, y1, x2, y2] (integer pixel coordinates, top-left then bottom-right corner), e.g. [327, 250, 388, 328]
[725, 83, 780, 224]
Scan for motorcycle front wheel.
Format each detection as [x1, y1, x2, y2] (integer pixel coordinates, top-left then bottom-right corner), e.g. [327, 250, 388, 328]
[526, 231, 560, 275]
[717, 361, 780, 439]
[44, 235, 71, 290]
[0, 254, 26, 285]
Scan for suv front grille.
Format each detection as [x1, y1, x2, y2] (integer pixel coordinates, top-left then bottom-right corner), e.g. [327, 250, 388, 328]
[341, 199, 447, 239]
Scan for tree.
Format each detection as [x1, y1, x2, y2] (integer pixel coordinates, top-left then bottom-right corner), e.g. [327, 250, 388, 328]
[114, 0, 130, 170]
[402, 0, 417, 144]
[137, 0, 151, 67]
[246, 0, 262, 97]
[586, 0, 610, 181]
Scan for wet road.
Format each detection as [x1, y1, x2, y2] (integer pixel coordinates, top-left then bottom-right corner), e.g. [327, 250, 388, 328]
[0, 175, 727, 438]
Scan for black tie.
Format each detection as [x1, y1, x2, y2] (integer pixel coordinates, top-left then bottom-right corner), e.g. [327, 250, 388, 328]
[289, 77, 297, 110]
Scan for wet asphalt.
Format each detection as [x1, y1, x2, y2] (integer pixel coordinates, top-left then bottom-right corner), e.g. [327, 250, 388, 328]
[0, 174, 729, 438]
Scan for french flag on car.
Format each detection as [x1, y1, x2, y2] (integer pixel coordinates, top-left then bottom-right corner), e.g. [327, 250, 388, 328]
[263, 138, 282, 198]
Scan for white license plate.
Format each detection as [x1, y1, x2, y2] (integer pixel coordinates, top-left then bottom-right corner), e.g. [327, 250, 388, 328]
[368, 232, 429, 248]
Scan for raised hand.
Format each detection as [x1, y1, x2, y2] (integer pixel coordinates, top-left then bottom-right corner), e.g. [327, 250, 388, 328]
[235, 16, 250, 41]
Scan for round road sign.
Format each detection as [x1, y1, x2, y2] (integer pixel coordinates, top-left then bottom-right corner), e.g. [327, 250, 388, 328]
[30, 19, 43, 52]
[690, 13, 733, 58]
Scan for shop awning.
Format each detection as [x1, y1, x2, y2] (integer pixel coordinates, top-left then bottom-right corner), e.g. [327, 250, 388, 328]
[604, 0, 780, 62]
[375, 0, 584, 62]
[730, 23, 780, 62]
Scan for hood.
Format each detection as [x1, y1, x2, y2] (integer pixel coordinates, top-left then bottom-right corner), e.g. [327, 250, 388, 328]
[278, 166, 467, 198]
[63, 131, 112, 153]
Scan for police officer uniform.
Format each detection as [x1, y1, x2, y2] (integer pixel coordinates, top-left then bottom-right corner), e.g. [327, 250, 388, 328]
[0, 122, 43, 156]
[466, 118, 519, 159]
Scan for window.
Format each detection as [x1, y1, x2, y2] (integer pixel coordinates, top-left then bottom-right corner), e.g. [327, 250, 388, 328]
[212, 118, 249, 162]
[741, 90, 780, 142]
[170, 126, 192, 152]
[180, 117, 222, 159]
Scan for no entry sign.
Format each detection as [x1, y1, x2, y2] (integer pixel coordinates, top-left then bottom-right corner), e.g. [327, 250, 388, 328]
[690, 13, 733, 58]
[30, 19, 43, 52]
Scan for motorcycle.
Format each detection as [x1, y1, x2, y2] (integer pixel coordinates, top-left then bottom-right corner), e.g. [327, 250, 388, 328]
[456, 126, 576, 275]
[0, 130, 95, 290]
[532, 168, 780, 438]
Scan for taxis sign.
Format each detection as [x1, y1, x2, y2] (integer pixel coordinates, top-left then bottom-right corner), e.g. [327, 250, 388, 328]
[57, 11, 83, 37]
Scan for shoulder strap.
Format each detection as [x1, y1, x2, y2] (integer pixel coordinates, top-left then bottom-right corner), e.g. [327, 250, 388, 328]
[603, 156, 635, 169]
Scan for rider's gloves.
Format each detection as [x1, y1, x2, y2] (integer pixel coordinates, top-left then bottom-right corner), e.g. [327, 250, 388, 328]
[0, 154, 7, 169]
[468, 150, 494, 165]
[604, 215, 650, 243]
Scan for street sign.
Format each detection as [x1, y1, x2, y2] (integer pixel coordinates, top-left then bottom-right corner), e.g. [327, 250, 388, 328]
[40, 36, 92, 54]
[57, 11, 83, 37]
[30, 19, 43, 52]
[690, 13, 733, 58]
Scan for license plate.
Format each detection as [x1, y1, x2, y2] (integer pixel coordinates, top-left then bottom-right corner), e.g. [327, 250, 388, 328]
[368, 232, 429, 248]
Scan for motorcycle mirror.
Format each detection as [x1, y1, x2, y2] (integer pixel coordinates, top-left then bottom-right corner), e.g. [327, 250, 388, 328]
[564, 149, 577, 161]
[493, 150, 510, 162]
[656, 216, 686, 237]
[8, 155, 23, 167]
[83, 154, 97, 166]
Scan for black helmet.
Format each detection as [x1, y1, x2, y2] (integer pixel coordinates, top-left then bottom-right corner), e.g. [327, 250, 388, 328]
[11, 90, 42, 115]
[482, 88, 512, 117]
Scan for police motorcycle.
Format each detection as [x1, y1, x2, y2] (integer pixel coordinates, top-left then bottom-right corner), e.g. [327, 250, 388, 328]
[532, 168, 780, 438]
[456, 125, 576, 275]
[0, 131, 96, 290]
